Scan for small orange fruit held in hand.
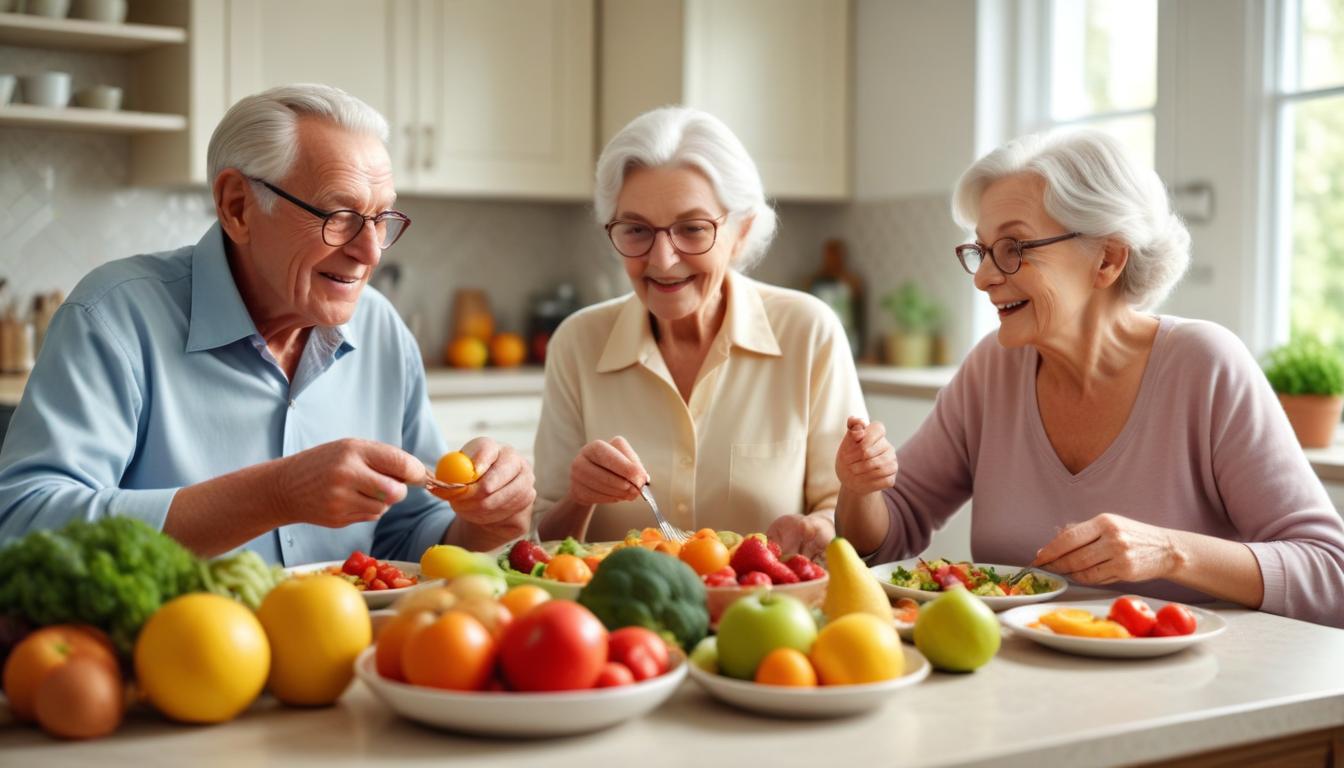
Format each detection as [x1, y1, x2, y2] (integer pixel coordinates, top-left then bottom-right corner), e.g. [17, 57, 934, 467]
[435, 451, 478, 484]
[489, 332, 528, 367]
[754, 647, 818, 687]
[445, 336, 488, 369]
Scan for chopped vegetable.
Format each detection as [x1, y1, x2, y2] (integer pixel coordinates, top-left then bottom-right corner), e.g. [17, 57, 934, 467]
[889, 558, 1057, 597]
[200, 550, 287, 610]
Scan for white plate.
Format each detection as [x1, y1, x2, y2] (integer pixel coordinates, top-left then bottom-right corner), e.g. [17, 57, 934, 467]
[688, 645, 930, 718]
[354, 646, 687, 736]
[870, 560, 1066, 612]
[284, 560, 439, 609]
[999, 599, 1228, 658]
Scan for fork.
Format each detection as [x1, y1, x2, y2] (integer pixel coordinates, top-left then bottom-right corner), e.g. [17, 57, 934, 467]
[422, 470, 472, 493]
[635, 483, 688, 544]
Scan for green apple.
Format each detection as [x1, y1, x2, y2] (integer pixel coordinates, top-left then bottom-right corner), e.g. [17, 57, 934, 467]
[715, 592, 818, 680]
[690, 636, 719, 674]
[913, 585, 1000, 672]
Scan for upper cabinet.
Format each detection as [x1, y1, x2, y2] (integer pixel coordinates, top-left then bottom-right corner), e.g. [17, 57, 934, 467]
[395, 0, 595, 199]
[602, 0, 850, 201]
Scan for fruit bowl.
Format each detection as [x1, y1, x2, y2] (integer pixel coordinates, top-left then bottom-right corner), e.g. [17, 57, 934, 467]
[284, 560, 440, 609]
[687, 645, 930, 718]
[704, 575, 829, 624]
[354, 645, 688, 736]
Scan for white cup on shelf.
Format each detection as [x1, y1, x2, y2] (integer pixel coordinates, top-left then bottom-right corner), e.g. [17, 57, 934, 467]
[72, 84, 122, 110]
[23, 0, 71, 18]
[19, 72, 72, 108]
[0, 75, 16, 106]
[70, 0, 126, 23]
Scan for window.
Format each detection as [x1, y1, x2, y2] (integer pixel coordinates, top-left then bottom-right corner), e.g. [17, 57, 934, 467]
[1275, 0, 1344, 357]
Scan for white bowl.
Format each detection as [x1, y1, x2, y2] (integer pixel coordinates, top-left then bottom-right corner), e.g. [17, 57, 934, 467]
[19, 71, 71, 108]
[70, 0, 126, 23]
[72, 84, 121, 110]
[355, 645, 688, 736]
[688, 645, 930, 718]
[871, 560, 1067, 612]
[1000, 599, 1228, 659]
[284, 560, 439, 609]
[24, 0, 70, 17]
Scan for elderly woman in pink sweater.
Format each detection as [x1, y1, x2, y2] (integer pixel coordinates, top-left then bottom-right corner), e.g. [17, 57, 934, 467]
[836, 130, 1344, 628]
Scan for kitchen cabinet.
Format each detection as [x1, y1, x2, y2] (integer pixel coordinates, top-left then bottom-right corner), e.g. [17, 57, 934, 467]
[392, 0, 595, 199]
[601, 0, 850, 200]
[430, 394, 542, 464]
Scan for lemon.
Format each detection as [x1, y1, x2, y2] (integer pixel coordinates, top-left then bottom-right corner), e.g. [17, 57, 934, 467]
[809, 613, 904, 685]
[256, 575, 371, 706]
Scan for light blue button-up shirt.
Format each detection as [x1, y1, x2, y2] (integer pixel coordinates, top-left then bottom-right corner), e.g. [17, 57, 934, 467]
[0, 223, 456, 565]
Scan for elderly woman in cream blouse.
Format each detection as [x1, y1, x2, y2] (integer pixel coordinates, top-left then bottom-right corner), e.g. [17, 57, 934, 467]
[533, 107, 893, 557]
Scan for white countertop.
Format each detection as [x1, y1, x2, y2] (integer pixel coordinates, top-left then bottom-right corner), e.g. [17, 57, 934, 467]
[4, 588, 1343, 768]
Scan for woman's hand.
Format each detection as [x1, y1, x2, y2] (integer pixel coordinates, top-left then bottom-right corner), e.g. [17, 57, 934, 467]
[766, 513, 835, 561]
[834, 417, 898, 495]
[1032, 513, 1183, 584]
[568, 436, 648, 506]
[432, 437, 536, 541]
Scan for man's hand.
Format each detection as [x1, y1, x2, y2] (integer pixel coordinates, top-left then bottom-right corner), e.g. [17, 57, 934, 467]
[434, 436, 535, 542]
[273, 438, 423, 528]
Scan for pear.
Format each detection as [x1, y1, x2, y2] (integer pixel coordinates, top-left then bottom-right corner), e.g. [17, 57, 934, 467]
[821, 537, 893, 622]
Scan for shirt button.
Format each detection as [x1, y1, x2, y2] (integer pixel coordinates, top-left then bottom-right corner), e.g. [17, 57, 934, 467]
[285, 535, 295, 546]
[288, 399, 296, 409]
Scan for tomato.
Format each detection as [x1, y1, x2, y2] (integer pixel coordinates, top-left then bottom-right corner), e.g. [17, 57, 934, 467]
[679, 536, 730, 576]
[1107, 596, 1157, 637]
[402, 611, 497, 691]
[594, 662, 636, 688]
[498, 601, 608, 691]
[607, 627, 670, 681]
[1152, 603, 1198, 637]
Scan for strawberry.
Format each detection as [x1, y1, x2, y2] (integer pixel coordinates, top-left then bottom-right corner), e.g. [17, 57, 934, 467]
[785, 554, 816, 579]
[763, 559, 800, 584]
[704, 572, 736, 587]
[738, 571, 772, 587]
[767, 540, 782, 559]
[508, 540, 551, 573]
[730, 537, 777, 575]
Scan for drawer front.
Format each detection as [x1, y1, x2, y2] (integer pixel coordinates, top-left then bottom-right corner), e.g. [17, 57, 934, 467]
[431, 396, 543, 462]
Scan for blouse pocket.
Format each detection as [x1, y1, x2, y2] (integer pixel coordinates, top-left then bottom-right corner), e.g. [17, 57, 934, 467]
[728, 439, 806, 529]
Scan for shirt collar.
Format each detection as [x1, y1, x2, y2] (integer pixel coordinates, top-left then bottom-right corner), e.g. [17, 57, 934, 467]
[185, 222, 356, 356]
[594, 270, 781, 373]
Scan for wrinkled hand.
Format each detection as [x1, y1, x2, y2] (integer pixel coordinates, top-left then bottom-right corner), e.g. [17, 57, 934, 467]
[277, 438, 422, 528]
[835, 417, 898, 495]
[767, 513, 835, 561]
[1032, 514, 1182, 585]
[568, 436, 648, 506]
[433, 437, 536, 540]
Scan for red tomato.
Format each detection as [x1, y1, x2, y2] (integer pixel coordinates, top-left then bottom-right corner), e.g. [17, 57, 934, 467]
[1107, 596, 1157, 637]
[1152, 604, 1198, 637]
[498, 601, 608, 691]
[607, 627, 670, 682]
[594, 662, 636, 688]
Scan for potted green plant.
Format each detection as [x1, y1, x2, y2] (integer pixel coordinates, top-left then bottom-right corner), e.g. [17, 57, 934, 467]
[880, 282, 944, 367]
[1263, 336, 1344, 449]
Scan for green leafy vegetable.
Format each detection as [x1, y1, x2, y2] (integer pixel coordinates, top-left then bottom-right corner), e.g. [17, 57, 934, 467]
[577, 547, 708, 651]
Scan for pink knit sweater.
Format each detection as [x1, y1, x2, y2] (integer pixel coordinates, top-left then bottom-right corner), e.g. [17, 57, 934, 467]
[874, 315, 1344, 628]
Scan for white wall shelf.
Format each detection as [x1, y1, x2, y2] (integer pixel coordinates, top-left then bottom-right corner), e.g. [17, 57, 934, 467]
[0, 104, 186, 133]
[0, 11, 186, 52]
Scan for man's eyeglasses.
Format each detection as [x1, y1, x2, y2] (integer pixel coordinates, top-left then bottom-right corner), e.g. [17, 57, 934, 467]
[605, 214, 729, 258]
[249, 177, 411, 250]
[954, 232, 1082, 275]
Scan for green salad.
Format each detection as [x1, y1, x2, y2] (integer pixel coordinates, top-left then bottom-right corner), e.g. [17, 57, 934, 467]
[889, 558, 1056, 597]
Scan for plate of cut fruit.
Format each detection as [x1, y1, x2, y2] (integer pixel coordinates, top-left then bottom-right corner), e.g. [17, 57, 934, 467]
[999, 596, 1227, 658]
[286, 551, 435, 608]
[872, 557, 1065, 612]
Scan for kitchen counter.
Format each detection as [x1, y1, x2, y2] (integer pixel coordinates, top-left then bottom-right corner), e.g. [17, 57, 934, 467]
[4, 588, 1343, 767]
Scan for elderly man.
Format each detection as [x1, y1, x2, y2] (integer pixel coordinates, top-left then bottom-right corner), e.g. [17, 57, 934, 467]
[0, 84, 534, 562]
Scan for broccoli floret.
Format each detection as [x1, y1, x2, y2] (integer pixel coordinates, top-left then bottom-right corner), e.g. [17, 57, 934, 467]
[0, 517, 203, 655]
[577, 546, 708, 651]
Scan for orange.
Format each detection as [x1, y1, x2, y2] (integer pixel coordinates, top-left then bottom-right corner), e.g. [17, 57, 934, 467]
[543, 554, 594, 584]
[3, 625, 120, 722]
[445, 336, 488, 369]
[754, 647, 818, 687]
[810, 613, 904, 686]
[489, 332, 528, 367]
[435, 451, 478, 484]
[401, 611, 497, 691]
[654, 540, 682, 557]
[679, 536, 730, 576]
[375, 609, 436, 681]
[500, 585, 552, 619]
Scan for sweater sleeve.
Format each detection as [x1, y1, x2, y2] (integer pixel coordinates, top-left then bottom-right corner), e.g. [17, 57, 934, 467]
[865, 339, 983, 563]
[1200, 325, 1344, 628]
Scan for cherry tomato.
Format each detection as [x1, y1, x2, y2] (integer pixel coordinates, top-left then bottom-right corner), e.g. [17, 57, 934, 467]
[1152, 603, 1198, 637]
[607, 627, 670, 681]
[498, 601, 608, 691]
[1107, 596, 1157, 637]
[594, 662, 636, 688]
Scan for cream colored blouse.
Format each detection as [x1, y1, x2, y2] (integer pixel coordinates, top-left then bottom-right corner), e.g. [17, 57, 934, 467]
[532, 271, 867, 541]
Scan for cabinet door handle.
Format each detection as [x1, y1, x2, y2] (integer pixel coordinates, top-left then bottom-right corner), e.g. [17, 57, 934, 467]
[423, 124, 434, 171]
[403, 125, 417, 174]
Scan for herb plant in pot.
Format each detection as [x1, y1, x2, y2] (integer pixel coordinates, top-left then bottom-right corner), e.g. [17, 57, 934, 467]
[880, 282, 944, 367]
[1263, 337, 1344, 449]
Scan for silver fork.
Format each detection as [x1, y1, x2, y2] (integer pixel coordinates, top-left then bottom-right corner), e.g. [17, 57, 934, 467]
[636, 483, 688, 544]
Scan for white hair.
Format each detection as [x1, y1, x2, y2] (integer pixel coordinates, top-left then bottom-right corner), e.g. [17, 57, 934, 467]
[206, 83, 389, 212]
[951, 129, 1190, 310]
[594, 106, 778, 270]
